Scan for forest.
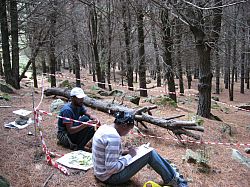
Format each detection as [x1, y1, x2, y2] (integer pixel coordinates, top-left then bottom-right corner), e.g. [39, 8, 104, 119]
[0, 0, 250, 187]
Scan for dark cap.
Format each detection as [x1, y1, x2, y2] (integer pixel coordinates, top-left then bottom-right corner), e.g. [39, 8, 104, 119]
[114, 111, 134, 125]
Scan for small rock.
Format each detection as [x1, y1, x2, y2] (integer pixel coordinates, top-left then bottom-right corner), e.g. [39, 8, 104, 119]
[212, 96, 219, 101]
[128, 96, 140, 105]
[0, 81, 14, 94]
[108, 89, 124, 96]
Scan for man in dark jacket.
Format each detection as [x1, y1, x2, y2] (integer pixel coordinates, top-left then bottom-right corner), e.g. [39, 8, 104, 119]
[57, 87, 97, 151]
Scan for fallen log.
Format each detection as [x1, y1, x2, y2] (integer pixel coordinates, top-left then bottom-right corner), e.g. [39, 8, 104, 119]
[44, 87, 204, 140]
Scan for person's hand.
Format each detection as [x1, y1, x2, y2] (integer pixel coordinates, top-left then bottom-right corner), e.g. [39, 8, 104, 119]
[122, 149, 129, 156]
[90, 115, 98, 121]
[128, 147, 136, 157]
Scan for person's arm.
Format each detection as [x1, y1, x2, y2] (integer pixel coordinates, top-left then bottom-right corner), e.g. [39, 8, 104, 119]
[84, 111, 97, 121]
[122, 147, 136, 156]
[81, 106, 98, 121]
[64, 122, 87, 134]
[104, 137, 133, 174]
[62, 110, 88, 134]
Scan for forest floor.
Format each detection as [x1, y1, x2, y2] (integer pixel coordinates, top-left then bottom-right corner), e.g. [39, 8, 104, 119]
[0, 69, 250, 187]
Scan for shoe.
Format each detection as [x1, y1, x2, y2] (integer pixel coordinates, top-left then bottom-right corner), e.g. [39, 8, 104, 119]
[178, 181, 188, 187]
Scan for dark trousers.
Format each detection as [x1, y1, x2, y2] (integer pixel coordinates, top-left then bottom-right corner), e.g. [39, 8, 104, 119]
[58, 116, 95, 150]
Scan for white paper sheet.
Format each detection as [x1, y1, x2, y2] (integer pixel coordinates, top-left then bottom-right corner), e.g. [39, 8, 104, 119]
[127, 144, 154, 165]
[56, 150, 93, 170]
[13, 109, 32, 116]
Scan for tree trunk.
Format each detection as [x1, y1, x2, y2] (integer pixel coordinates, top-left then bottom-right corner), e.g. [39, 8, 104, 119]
[99, 15, 106, 89]
[106, 0, 112, 91]
[161, 8, 176, 102]
[229, 12, 238, 101]
[56, 55, 61, 72]
[44, 87, 204, 140]
[42, 53, 47, 74]
[240, 20, 247, 94]
[229, 64, 235, 101]
[122, 0, 133, 91]
[196, 42, 212, 118]
[225, 38, 231, 90]
[0, 54, 3, 76]
[215, 49, 220, 94]
[186, 61, 192, 89]
[150, 8, 161, 87]
[213, 0, 222, 94]
[176, 21, 184, 94]
[71, 18, 81, 87]
[240, 49, 245, 94]
[194, 66, 199, 79]
[90, 5, 104, 89]
[246, 54, 249, 89]
[32, 55, 38, 88]
[0, 0, 13, 85]
[190, 25, 212, 118]
[137, 2, 147, 97]
[48, 11, 57, 87]
[10, 0, 20, 89]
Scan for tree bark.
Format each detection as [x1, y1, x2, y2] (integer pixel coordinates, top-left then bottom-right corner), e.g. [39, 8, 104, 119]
[186, 61, 192, 89]
[32, 55, 38, 88]
[0, 0, 13, 85]
[161, 7, 176, 102]
[42, 53, 47, 74]
[106, 0, 112, 91]
[122, 0, 133, 91]
[71, 17, 81, 87]
[213, 0, 222, 94]
[137, 2, 147, 97]
[48, 11, 57, 87]
[240, 48, 245, 94]
[0, 54, 3, 76]
[176, 20, 184, 94]
[44, 87, 204, 140]
[10, 0, 20, 89]
[246, 54, 250, 89]
[89, 4, 104, 89]
[150, 7, 161, 87]
[215, 49, 220, 94]
[194, 35, 212, 117]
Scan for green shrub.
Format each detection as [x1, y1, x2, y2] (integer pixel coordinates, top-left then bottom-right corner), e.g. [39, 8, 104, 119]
[0, 93, 11, 101]
[91, 85, 100, 91]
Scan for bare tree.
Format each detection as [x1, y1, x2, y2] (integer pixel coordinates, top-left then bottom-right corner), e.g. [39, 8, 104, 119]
[122, 0, 134, 91]
[10, 0, 20, 89]
[136, 1, 147, 97]
[0, 0, 13, 87]
[160, 2, 176, 102]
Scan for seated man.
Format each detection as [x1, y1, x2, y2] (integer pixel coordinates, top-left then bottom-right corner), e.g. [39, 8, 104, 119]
[92, 111, 188, 187]
[57, 87, 97, 151]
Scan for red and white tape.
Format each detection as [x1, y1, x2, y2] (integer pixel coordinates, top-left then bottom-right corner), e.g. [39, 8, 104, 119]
[34, 110, 69, 175]
[43, 72, 250, 113]
[37, 109, 100, 128]
[130, 129, 250, 147]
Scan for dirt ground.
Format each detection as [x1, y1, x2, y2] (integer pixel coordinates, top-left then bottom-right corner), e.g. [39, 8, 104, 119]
[0, 70, 250, 187]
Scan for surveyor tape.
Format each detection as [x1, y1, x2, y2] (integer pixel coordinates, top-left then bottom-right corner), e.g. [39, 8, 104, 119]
[35, 110, 69, 175]
[43, 72, 178, 95]
[43, 72, 250, 113]
[130, 129, 250, 147]
[37, 109, 250, 147]
[37, 109, 100, 128]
